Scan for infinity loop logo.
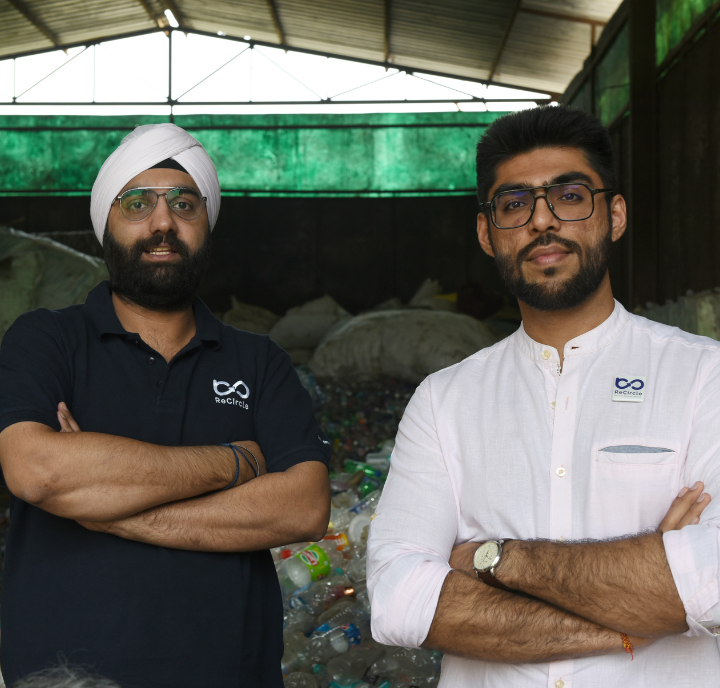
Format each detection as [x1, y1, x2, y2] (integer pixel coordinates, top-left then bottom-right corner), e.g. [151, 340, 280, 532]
[213, 380, 250, 399]
[615, 378, 645, 391]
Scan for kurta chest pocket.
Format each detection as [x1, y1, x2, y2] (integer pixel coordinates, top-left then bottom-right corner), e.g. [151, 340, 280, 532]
[596, 445, 677, 465]
[589, 443, 680, 536]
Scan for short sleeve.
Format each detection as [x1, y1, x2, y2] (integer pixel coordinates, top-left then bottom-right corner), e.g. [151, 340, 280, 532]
[0, 310, 71, 436]
[253, 340, 331, 473]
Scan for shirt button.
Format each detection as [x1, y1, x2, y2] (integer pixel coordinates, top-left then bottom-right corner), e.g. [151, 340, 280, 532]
[551, 401, 556, 409]
[555, 680, 565, 688]
[556, 466, 566, 477]
[542, 350, 551, 360]
[148, 357, 155, 365]
[156, 380, 161, 387]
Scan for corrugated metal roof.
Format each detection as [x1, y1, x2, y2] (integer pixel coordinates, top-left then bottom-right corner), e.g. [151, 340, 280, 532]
[0, 0, 623, 94]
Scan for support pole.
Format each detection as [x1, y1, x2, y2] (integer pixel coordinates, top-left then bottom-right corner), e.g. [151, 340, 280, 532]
[628, 0, 657, 308]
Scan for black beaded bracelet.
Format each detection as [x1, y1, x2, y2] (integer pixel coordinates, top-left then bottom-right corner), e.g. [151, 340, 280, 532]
[220, 443, 241, 490]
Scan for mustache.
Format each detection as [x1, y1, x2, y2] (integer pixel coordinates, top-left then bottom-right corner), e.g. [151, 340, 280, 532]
[130, 232, 191, 259]
[516, 233, 583, 266]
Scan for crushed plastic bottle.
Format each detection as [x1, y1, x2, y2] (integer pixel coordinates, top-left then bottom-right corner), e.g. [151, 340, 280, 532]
[283, 541, 345, 589]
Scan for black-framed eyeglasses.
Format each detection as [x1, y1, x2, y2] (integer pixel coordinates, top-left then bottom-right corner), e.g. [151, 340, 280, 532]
[479, 183, 615, 229]
[114, 187, 207, 222]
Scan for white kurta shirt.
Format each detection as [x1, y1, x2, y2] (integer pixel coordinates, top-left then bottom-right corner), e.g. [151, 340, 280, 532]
[367, 301, 720, 687]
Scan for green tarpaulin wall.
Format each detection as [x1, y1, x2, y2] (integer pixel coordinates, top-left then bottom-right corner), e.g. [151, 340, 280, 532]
[0, 111, 503, 198]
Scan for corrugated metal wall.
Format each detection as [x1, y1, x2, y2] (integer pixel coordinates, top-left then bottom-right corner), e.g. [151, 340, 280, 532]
[564, 0, 720, 309]
[654, 14, 720, 304]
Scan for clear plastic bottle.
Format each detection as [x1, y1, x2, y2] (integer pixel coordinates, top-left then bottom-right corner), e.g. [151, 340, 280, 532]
[366, 647, 440, 685]
[283, 541, 345, 589]
[348, 490, 381, 517]
[284, 671, 320, 688]
[290, 572, 351, 616]
[305, 615, 370, 665]
[311, 604, 368, 637]
[332, 489, 360, 511]
[346, 550, 367, 583]
[324, 642, 384, 685]
[284, 608, 315, 635]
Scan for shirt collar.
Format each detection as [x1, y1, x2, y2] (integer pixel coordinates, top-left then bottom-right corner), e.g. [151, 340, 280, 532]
[513, 299, 630, 363]
[84, 280, 222, 349]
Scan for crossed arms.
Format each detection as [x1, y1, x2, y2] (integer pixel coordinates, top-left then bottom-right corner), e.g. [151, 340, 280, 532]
[367, 383, 717, 665]
[423, 490, 706, 663]
[0, 402, 330, 551]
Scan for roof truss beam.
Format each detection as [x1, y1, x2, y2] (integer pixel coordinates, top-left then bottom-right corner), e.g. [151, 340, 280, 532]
[488, 0, 523, 82]
[265, 0, 287, 46]
[384, 0, 392, 63]
[519, 7, 607, 28]
[136, 0, 169, 28]
[0, 26, 558, 98]
[6, 0, 61, 47]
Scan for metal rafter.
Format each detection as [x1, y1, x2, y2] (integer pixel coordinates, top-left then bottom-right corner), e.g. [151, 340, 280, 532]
[6, 0, 61, 47]
[488, 0, 523, 82]
[519, 7, 607, 28]
[265, 0, 287, 46]
[384, 0, 392, 63]
[136, 0, 168, 28]
[0, 27, 558, 97]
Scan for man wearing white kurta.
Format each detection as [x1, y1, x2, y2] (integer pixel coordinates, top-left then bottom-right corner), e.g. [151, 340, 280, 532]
[367, 105, 720, 687]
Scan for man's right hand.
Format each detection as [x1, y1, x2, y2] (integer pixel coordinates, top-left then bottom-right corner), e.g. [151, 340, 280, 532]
[658, 482, 710, 533]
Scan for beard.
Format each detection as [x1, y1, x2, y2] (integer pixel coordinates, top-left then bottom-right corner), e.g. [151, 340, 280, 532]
[493, 226, 613, 312]
[103, 227, 212, 312]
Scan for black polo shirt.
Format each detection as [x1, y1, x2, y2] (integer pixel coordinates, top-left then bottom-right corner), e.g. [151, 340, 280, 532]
[0, 281, 331, 688]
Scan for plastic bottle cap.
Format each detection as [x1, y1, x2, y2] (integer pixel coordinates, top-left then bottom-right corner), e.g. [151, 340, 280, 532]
[348, 514, 372, 543]
[285, 558, 312, 588]
[281, 549, 292, 559]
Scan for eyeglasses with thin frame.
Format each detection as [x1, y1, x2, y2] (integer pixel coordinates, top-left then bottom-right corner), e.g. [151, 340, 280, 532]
[114, 187, 207, 222]
[479, 182, 614, 229]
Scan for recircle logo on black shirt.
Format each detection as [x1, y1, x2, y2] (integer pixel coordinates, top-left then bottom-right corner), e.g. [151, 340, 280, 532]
[213, 379, 250, 409]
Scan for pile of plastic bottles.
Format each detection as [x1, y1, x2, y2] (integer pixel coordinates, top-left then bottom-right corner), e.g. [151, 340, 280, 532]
[295, 367, 417, 473]
[272, 454, 442, 688]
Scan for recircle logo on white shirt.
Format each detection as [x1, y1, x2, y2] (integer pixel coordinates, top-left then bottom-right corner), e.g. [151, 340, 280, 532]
[612, 375, 646, 402]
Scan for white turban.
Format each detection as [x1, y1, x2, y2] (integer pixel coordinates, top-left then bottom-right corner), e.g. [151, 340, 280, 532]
[90, 123, 221, 243]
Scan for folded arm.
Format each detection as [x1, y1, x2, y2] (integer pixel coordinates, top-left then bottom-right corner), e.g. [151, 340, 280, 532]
[79, 460, 331, 551]
[424, 569, 640, 663]
[0, 413, 251, 522]
[449, 484, 711, 639]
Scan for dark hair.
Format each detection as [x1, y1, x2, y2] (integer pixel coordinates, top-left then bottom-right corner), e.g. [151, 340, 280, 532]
[476, 105, 618, 205]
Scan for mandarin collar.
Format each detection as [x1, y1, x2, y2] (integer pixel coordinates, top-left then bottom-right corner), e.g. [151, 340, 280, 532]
[513, 299, 630, 363]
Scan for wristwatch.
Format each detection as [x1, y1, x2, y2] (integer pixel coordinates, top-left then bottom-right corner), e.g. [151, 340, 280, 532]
[473, 540, 505, 578]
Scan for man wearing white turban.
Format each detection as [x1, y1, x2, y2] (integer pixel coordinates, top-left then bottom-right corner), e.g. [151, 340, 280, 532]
[0, 124, 332, 688]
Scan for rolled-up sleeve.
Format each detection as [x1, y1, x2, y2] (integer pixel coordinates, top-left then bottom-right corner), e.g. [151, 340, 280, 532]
[367, 380, 456, 648]
[664, 354, 720, 637]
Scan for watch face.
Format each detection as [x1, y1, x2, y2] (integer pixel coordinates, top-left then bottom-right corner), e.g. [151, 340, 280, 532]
[473, 541, 500, 572]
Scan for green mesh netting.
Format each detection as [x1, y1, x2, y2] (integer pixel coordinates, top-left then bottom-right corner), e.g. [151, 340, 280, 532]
[656, 0, 715, 64]
[593, 21, 630, 125]
[0, 112, 505, 197]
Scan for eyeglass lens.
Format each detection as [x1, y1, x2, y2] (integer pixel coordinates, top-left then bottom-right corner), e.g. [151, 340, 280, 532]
[119, 188, 204, 221]
[493, 184, 594, 228]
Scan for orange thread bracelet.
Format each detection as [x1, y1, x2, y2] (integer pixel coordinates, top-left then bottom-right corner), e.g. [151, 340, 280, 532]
[620, 632, 634, 660]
